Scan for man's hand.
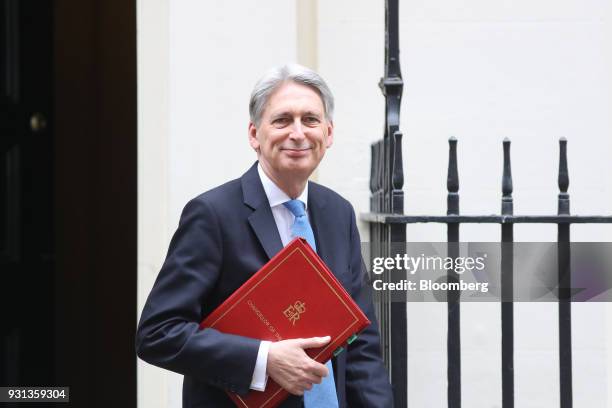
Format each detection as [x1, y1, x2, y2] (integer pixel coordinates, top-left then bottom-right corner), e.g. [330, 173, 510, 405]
[266, 336, 331, 396]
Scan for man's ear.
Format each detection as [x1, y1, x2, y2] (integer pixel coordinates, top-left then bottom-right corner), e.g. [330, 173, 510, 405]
[248, 122, 260, 151]
[325, 120, 334, 148]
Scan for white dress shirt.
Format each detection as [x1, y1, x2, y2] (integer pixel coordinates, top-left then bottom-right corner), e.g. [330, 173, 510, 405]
[249, 163, 310, 391]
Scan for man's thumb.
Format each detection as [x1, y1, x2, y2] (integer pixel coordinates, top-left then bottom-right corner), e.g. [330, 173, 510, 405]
[301, 336, 331, 349]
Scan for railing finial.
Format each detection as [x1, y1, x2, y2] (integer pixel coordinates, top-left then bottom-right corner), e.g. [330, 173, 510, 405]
[447, 137, 459, 215]
[558, 137, 569, 194]
[558, 138, 570, 215]
[447, 137, 459, 193]
[502, 138, 513, 215]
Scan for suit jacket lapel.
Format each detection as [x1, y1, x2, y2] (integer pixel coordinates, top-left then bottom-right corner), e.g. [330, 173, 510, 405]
[309, 183, 353, 293]
[308, 182, 331, 267]
[241, 162, 283, 260]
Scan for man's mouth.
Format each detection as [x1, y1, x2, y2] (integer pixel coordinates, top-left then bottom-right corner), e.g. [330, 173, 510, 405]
[280, 146, 313, 157]
[280, 147, 312, 152]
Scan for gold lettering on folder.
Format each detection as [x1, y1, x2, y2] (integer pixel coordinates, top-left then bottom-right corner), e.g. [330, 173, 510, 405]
[283, 301, 306, 326]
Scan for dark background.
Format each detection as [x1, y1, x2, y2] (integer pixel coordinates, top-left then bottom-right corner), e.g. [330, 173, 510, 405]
[1, 0, 137, 406]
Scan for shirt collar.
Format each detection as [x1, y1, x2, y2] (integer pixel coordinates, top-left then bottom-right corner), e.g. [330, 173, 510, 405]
[257, 163, 309, 209]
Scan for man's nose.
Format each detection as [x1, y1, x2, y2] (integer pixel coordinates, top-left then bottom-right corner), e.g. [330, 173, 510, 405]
[289, 119, 306, 139]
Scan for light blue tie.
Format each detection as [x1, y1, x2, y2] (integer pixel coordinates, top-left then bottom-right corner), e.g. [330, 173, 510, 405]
[283, 199, 339, 408]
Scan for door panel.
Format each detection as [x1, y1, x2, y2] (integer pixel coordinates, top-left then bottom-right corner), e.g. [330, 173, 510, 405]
[0, 0, 54, 393]
[0, 143, 20, 262]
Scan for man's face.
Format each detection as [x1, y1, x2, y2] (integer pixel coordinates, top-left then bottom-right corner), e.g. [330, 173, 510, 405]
[248, 81, 333, 184]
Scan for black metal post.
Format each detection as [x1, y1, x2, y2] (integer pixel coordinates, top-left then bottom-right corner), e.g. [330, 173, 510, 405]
[447, 138, 461, 408]
[501, 139, 514, 408]
[557, 138, 573, 408]
[379, 0, 407, 405]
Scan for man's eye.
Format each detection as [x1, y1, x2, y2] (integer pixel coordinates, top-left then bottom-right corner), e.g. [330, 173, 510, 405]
[303, 117, 320, 125]
[272, 118, 290, 127]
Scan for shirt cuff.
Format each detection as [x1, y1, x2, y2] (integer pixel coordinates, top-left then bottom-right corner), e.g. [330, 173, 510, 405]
[250, 341, 270, 391]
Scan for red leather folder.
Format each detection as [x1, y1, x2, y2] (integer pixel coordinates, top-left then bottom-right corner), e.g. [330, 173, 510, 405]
[199, 237, 371, 408]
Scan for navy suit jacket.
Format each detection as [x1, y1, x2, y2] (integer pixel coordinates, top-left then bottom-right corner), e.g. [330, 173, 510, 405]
[136, 163, 393, 408]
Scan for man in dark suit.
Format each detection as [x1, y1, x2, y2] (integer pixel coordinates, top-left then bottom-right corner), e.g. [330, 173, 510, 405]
[136, 64, 393, 407]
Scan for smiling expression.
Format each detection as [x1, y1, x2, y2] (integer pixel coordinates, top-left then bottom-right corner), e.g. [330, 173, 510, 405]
[248, 81, 334, 189]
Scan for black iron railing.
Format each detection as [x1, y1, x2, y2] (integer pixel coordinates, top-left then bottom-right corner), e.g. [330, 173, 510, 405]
[361, 1, 612, 407]
[369, 0, 407, 407]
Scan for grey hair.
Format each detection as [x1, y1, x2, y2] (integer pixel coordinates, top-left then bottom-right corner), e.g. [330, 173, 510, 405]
[249, 64, 335, 126]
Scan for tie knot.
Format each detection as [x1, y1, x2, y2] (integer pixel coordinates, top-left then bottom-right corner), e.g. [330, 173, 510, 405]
[283, 199, 306, 217]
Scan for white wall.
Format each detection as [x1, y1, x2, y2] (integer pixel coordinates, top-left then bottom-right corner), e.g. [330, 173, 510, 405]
[138, 0, 612, 406]
[137, 0, 170, 406]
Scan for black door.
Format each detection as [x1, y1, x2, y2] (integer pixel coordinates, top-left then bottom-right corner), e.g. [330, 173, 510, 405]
[1, 0, 55, 393]
[1, 1, 137, 406]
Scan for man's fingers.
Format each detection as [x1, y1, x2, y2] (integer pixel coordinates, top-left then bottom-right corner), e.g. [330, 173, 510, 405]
[290, 379, 316, 396]
[309, 360, 329, 378]
[268, 337, 332, 396]
[299, 336, 331, 349]
[287, 387, 303, 396]
[303, 372, 324, 385]
[287, 380, 313, 396]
